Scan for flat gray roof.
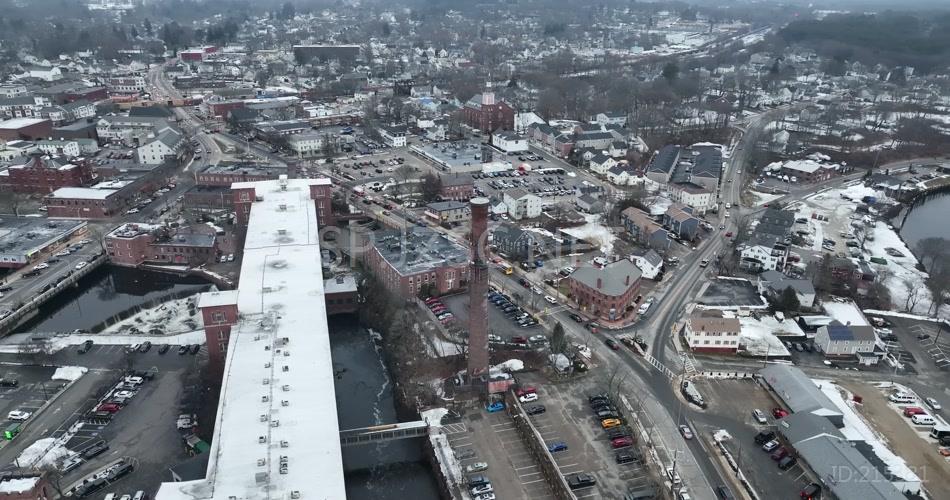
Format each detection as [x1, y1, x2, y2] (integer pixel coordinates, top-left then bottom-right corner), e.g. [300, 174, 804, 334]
[759, 364, 843, 421]
[373, 226, 469, 276]
[0, 217, 86, 258]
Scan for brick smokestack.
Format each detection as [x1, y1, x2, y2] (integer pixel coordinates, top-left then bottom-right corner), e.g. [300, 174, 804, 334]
[467, 197, 490, 383]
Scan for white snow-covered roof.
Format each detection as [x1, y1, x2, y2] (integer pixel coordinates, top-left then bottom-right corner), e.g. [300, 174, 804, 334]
[196, 290, 239, 308]
[157, 178, 345, 500]
[48, 187, 118, 200]
[0, 477, 39, 493]
[823, 300, 870, 327]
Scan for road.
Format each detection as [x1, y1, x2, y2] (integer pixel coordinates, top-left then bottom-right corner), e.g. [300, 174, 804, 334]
[0, 239, 102, 316]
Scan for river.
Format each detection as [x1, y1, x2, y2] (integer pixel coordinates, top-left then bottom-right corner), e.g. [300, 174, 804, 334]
[900, 191, 950, 259]
[16, 267, 439, 498]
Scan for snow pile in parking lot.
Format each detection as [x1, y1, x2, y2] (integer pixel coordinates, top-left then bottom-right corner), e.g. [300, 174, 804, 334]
[490, 359, 524, 376]
[420, 407, 448, 427]
[16, 437, 71, 468]
[51, 366, 87, 381]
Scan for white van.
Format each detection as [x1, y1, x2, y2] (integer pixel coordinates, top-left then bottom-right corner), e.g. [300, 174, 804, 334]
[889, 392, 916, 404]
[911, 414, 935, 426]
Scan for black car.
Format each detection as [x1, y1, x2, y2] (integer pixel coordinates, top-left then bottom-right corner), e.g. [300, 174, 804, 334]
[189, 344, 201, 354]
[606, 427, 631, 440]
[715, 485, 737, 499]
[0, 378, 18, 387]
[604, 338, 620, 350]
[588, 393, 610, 403]
[22, 270, 41, 278]
[139, 341, 152, 353]
[567, 473, 596, 490]
[78, 340, 94, 354]
[81, 440, 109, 459]
[525, 405, 546, 416]
[615, 450, 640, 464]
[0, 286, 13, 292]
[596, 410, 621, 420]
[158, 344, 170, 355]
[178, 345, 189, 355]
[754, 430, 776, 445]
[569, 313, 583, 322]
[778, 456, 797, 470]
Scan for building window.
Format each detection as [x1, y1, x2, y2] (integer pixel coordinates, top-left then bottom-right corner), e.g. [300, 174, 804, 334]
[211, 311, 226, 324]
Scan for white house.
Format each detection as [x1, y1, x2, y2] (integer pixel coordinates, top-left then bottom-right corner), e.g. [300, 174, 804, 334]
[594, 112, 627, 127]
[756, 270, 816, 308]
[684, 310, 741, 354]
[608, 141, 628, 158]
[36, 139, 80, 157]
[669, 182, 713, 214]
[632, 250, 663, 280]
[23, 66, 63, 82]
[503, 188, 542, 220]
[286, 132, 333, 157]
[379, 124, 407, 147]
[589, 153, 617, 175]
[605, 164, 637, 186]
[814, 323, 877, 359]
[136, 129, 183, 164]
[492, 131, 528, 154]
[515, 112, 545, 134]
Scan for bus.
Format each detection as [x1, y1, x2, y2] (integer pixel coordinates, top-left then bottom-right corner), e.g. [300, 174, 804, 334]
[535, 167, 566, 175]
[497, 264, 513, 275]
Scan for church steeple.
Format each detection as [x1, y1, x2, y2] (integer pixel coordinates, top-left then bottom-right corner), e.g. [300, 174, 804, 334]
[481, 77, 495, 106]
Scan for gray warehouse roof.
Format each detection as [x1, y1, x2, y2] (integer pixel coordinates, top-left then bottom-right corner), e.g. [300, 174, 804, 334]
[759, 364, 843, 424]
[793, 435, 905, 500]
[570, 259, 641, 297]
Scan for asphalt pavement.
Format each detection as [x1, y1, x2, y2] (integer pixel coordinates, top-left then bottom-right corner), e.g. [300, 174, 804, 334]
[0, 238, 102, 316]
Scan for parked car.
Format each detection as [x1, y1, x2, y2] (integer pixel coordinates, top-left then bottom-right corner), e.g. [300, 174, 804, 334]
[772, 407, 789, 419]
[75, 261, 88, 270]
[566, 473, 596, 490]
[547, 441, 568, 453]
[778, 456, 797, 470]
[926, 397, 943, 411]
[178, 345, 189, 355]
[189, 344, 201, 354]
[96, 403, 121, 413]
[754, 430, 775, 445]
[0, 378, 18, 387]
[138, 341, 152, 353]
[158, 344, 170, 355]
[752, 408, 768, 424]
[525, 405, 546, 416]
[762, 439, 780, 452]
[611, 436, 634, 448]
[7, 410, 31, 421]
[615, 451, 640, 464]
[604, 339, 620, 350]
[81, 440, 109, 459]
[601, 418, 622, 429]
[465, 462, 488, 473]
[518, 393, 539, 403]
[770, 447, 789, 461]
[486, 401, 505, 413]
[78, 340, 94, 354]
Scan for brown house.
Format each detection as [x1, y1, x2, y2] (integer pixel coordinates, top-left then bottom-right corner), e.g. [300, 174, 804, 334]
[568, 259, 642, 323]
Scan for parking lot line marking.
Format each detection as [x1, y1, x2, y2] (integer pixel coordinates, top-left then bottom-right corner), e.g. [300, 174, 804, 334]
[515, 464, 539, 470]
[575, 492, 600, 499]
[521, 479, 546, 485]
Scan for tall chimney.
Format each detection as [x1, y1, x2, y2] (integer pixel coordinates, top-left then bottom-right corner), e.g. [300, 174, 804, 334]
[467, 197, 491, 385]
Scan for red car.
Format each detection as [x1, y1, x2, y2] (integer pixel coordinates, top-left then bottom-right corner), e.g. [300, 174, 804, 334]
[516, 387, 537, 397]
[512, 336, 528, 345]
[611, 436, 634, 449]
[424, 297, 440, 304]
[772, 408, 789, 419]
[97, 403, 121, 413]
[903, 406, 926, 417]
[770, 447, 789, 461]
[725, 231, 733, 237]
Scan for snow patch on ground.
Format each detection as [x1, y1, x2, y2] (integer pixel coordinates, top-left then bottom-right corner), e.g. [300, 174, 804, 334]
[863, 221, 941, 317]
[814, 380, 920, 483]
[713, 429, 732, 442]
[103, 295, 203, 335]
[420, 407, 448, 427]
[561, 216, 616, 254]
[16, 437, 71, 469]
[51, 366, 87, 381]
[490, 359, 524, 377]
[748, 191, 786, 207]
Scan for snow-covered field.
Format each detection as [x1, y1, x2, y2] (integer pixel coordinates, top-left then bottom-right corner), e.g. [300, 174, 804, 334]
[815, 380, 920, 485]
[103, 295, 203, 335]
[51, 366, 87, 382]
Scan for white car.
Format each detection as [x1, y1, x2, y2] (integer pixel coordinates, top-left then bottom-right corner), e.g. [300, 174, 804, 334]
[113, 390, 135, 399]
[465, 462, 488, 473]
[544, 295, 557, 305]
[126, 208, 139, 214]
[470, 484, 493, 496]
[7, 410, 31, 421]
[925, 397, 942, 411]
[33, 263, 49, 270]
[75, 261, 88, 270]
[54, 250, 71, 257]
[752, 408, 768, 424]
[518, 393, 539, 403]
[78, 239, 91, 245]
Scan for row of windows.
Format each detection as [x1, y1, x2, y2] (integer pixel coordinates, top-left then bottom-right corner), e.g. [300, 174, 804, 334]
[693, 331, 739, 337]
[699, 340, 737, 346]
[326, 297, 356, 305]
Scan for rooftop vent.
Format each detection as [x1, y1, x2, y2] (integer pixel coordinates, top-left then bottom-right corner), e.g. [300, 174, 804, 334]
[263, 377, 270, 385]
[291, 491, 300, 499]
[258, 435, 266, 444]
[264, 362, 271, 368]
[260, 414, 267, 422]
[280, 440, 289, 448]
[282, 384, 290, 391]
[282, 365, 289, 372]
[281, 400, 289, 407]
[277, 229, 287, 235]
[278, 204, 287, 211]
[270, 419, 280, 427]
[262, 395, 269, 402]
[257, 458, 266, 466]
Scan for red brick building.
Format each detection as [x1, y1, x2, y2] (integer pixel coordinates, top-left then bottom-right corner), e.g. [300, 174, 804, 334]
[439, 174, 475, 201]
[45, 187, 123, 219]
[105, 223, 217, 267]
[363, 226, 470, 296]
[0, 117, 52, 141]
[232, 176, 335, 229]
[1, 152, 94, 194]
[462, 83, 515, 133]
[196, 164, 285, 187]
[568, 259, 642, 323]
[196, 290, 239, 366]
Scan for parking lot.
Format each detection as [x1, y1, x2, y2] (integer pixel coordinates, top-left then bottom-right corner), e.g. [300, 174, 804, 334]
[440, 289, 544, 345]
[696, 278, 767, 308]
[0, 346, 208, 496]
[691, 378, 811, 499]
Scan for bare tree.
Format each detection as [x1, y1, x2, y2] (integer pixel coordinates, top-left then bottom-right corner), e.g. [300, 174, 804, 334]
[924, 269, 950, 315]
[903, 276, 924, 313]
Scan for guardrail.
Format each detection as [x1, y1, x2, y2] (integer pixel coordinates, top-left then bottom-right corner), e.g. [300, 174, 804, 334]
[505, 391, 576, 500]
[0, 254, 107, 336]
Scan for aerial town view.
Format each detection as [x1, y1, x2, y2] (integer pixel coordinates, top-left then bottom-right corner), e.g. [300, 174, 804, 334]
[0, 0, 948, 499]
